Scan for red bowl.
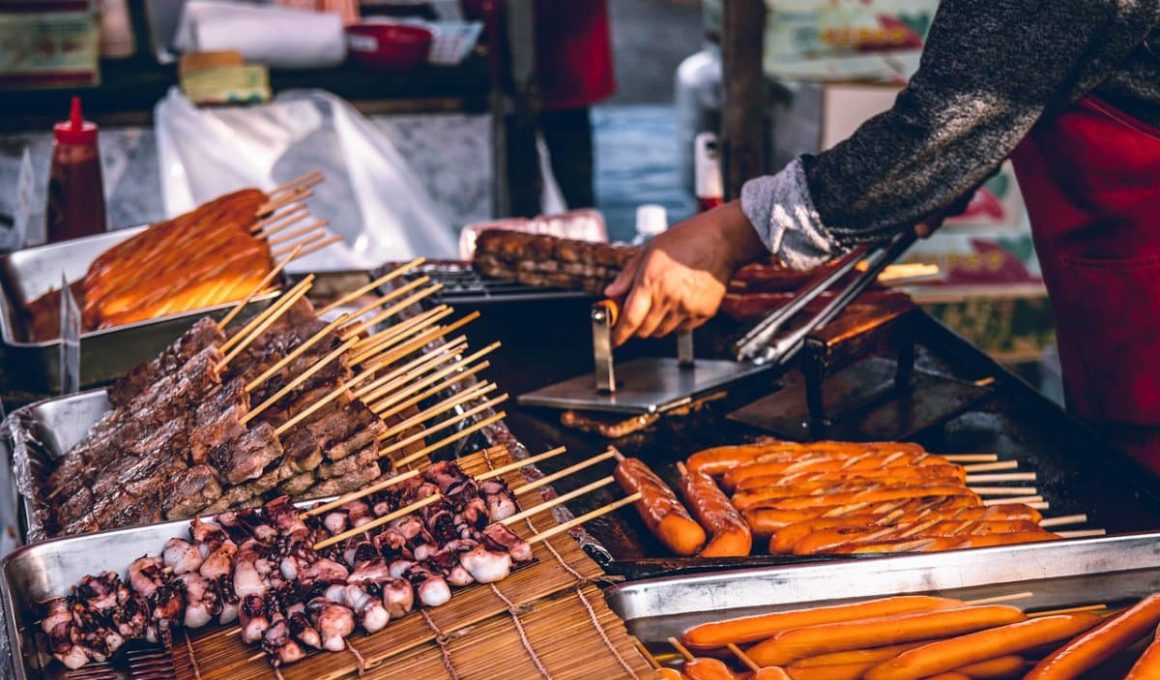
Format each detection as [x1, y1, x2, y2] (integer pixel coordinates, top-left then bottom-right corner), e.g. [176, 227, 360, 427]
[346, 23, 434, 72]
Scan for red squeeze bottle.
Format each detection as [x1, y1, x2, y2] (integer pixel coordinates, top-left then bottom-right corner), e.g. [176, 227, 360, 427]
[46, 97, 107, 243]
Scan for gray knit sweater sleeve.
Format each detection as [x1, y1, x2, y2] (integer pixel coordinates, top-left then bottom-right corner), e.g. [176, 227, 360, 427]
[742, 0, 1160, 269]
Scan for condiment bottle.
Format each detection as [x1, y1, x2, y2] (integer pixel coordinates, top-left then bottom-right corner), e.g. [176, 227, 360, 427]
[47, 97, 107, 243]
[694, 131, 724, 212]
[633, 204, 669, 245]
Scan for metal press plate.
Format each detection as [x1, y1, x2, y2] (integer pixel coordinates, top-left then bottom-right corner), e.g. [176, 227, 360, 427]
[518, 357, 774, 414]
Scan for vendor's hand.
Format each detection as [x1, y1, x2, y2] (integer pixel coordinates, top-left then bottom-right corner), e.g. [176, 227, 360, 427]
[604, 200, 767, 347]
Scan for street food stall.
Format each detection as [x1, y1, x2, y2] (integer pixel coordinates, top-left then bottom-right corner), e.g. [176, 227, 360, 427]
[3, 0, 1160, 679]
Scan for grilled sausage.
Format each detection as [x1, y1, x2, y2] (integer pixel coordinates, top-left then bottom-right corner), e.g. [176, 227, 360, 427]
[686, 442, 801, 476]
[676, 462, 752, 557]
[614, 457, 706, 556]
[722, 452, 944, 490]
[747, 497, 981, 537]
[863, 613, 1103, 680]
[955, 655, 1028, 678]
[753, 668, 792, 680]
[747, 605, 1027, 667]
[1026, 594, 1160, 679]
[838, 530, 1059, 554]
[788, 643, 926, 669]
[790, 520, 1049, 556]
[784, 665, 872, 680]
[681, 596, 963, 652]
[682, 658, 739, 680]
[733, 464, 967, 493]
[732, 478, 968, 509]
[735, 485, 978, 512]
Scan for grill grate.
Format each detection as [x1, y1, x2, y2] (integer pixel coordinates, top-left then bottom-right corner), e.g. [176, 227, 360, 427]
[400, 262, 591, 304]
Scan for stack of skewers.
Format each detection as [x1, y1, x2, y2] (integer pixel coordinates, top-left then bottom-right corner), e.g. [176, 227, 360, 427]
[26, 171, 342, 338]
[39, 257, 506, 537]
[35, 445, 639, 675]
[612, 440, 1102, 559]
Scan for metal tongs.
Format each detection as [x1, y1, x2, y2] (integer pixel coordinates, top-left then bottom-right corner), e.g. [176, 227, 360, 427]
[734, 229, 919, 365]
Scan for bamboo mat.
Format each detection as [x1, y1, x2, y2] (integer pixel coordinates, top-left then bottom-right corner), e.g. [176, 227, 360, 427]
[169, 444, 653, 680]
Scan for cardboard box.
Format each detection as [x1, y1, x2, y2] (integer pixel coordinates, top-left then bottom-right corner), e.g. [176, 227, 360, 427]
[0, 2, 100, 89]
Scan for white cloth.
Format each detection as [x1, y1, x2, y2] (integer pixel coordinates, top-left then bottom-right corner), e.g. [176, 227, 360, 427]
[174, 0, 346, 69]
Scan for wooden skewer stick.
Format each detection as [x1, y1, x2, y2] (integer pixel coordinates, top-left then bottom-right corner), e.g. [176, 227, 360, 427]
[253, 203, 308, 235]
[511, 450, 617, 495]
[965, 473, 1037, 483]
[314, 493, 444, 550]
[217, 244, 301, 328]
[527, 492, 643, 546]
[668, 637, 695, 663]
[301, 469, 423, 519]
[393, 412, 506, 469]
[377, 382, 495, 440]
[220, 273, 312, 351]
[1029, 604, 1108, 618]
[969, 486, 1039, 496]
[267, 219, 330, 248]
[1039, 514, 1088, 529]
[962, 461, 1019, 473]
[965, 592, 1034, 606]
[364, 312, 480, 371]
[1057, 529, 1107, 539]
[356, 337, 470, 404]
[258, 186, 314, 216]
[342, 276, 432, 329]
[354, 316, 465, 380]
[340, 284, 446, 340]
[282, 233, 343, 260]
[244, 313, 353, 393]
[379, 393, 508, 453]
[318, 258, 426, 316]
[984, 495, 1045, 507]
[477, 446, 568, 481]
[350, 306, 454, 363]
[217, 276, 315, 369]
[270, 170, 323, 196]
[373, 359, 491, 421]
[241, 337, 360, 426]
[632, 639, 662, 670]
[944, 454, 999, 463]
[727, 644, 762, 674]
[271, 229, 331, 259]
[500, 476, 616, 527]
[275, 369, 376, 437]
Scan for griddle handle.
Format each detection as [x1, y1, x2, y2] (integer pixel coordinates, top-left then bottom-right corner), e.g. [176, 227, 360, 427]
[592, 300, 619, 393]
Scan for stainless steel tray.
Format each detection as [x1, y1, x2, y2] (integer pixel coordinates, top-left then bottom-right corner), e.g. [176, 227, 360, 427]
[0, 228, 280, 397]
[606, 532, 1160, 645]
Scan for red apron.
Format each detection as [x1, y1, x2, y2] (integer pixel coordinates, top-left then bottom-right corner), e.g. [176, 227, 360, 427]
[1011, 95, 1160, 472]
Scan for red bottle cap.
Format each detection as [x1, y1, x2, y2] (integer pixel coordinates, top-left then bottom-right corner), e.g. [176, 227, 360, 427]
[53, 97, 98, 145]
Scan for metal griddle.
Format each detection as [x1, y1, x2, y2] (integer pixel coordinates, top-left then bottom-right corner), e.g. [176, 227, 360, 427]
[412, 267, 1160, 580]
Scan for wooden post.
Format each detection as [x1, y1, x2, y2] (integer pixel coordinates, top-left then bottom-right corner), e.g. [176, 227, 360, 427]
[488, 0, 540, 218]
[721, 0, 768, 200]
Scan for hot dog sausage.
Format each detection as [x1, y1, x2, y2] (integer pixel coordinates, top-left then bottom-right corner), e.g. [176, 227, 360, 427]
[733, 464, 966, 493]
[784, 664, 871, 680]
[791, 520, 1050, 556]
[747, 605, 1027, 667]
[863, 613, 1103, 680]
[614, 457, 706, 556]
[723, 453, 946, 491]
[681, 595, 962, 652]
[1126, 627, 1160, 679]
[736, 485, 978, 511]
[838, 530, 1059, 554]
[747, 497, 980, 536]
[955, 655, 1028, 678]
[687, 442, 802, 476]
[658, 669, 687, 680]
[788, 643, 926, 668]
[676, 462, 752, 557]
[1025, 594, 1160, 679]
[732, 478, 968, 509]
[753, 668, 792, 680]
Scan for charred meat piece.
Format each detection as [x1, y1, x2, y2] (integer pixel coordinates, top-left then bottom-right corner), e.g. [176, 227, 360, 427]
[190, 378, 251, 463]
[108, 317, 226, 407]
[207, 422, 284, 486]
[162, 464, 224, 520]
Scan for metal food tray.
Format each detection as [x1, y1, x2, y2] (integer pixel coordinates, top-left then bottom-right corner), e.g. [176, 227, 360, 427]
[0, 228, 281, 397]
[607, 532, 1160, 669]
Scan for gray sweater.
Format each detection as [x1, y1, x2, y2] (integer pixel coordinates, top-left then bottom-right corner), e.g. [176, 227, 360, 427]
[742, 0, 1160, 269]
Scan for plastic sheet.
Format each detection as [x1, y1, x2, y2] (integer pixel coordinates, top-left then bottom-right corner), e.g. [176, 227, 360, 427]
[155, 88, 460, 271]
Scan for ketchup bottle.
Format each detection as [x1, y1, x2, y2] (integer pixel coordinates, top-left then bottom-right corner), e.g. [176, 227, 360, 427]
[694, 131, 725, 212]
[46, 97, 107, 243]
